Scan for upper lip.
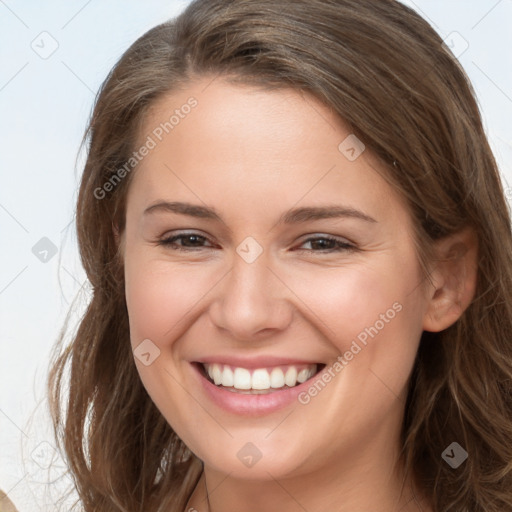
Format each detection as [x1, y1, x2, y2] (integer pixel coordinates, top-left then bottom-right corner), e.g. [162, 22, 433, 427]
[194, 355, 323, 369]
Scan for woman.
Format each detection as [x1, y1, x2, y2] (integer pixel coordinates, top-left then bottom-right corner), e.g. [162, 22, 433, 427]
[48, 0, 512, 510]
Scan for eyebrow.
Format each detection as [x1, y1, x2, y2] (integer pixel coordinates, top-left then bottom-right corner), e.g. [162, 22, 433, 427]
[143, 201, 377, 224]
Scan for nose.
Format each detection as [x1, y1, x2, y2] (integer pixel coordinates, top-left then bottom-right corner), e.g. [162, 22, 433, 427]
[209, 250, 294, 341]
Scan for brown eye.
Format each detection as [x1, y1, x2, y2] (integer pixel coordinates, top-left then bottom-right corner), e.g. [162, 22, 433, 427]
[297, 235, 356, 253]
[159, 232, 214, 250]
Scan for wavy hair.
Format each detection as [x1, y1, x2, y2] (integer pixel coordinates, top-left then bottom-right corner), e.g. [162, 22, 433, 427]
[48, 0, 512, 510]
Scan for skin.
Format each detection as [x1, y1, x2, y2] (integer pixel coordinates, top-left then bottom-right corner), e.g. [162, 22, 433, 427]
[119, 76, 478, 512]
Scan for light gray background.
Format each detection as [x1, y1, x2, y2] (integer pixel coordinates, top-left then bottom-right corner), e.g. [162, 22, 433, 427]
[1, 1, 511, 510]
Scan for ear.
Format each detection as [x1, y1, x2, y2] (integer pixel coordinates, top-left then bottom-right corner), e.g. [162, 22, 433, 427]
[422, 226, 478, 332]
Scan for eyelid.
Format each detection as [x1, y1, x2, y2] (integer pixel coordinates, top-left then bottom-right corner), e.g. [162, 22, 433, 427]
[159, 230, 215, 246]
[297, 232, 354, 245]
[294, 234, 357, 252]
[158, 230, 357, 254]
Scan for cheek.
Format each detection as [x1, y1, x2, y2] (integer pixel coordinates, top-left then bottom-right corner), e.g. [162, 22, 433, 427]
[283, 251, 426, 400]
[285, 257, 422, 345]
[124, 255, 213, 346]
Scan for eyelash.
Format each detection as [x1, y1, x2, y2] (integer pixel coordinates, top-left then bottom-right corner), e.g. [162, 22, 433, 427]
[157, 232, 356, 253]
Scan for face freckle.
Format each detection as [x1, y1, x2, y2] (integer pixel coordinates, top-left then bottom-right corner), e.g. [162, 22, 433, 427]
[122, 76, 430, 489]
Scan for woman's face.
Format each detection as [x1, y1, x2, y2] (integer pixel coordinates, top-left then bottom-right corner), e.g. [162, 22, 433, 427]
[121, 76, 431, 481]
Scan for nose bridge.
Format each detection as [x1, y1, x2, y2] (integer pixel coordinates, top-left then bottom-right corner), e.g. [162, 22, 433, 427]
[210, 244, 293, 339]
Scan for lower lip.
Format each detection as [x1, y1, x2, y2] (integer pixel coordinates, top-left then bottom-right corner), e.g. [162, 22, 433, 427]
[192, 363, 322, 416]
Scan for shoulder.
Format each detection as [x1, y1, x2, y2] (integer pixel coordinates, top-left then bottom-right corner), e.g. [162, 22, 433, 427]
[0, 489, 20, 512]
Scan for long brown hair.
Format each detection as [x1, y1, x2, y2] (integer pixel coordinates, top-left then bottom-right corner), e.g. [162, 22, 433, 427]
[48, 1, 512, 510]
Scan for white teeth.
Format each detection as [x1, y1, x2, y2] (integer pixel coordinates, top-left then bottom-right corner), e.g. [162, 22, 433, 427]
[270, 367, 285, 388]
[297, 368, 310, 383]
[212, 364, 222, 385]
[221, 366, 234, 387]
[284, 367, 298, 387]
[251, 369, 270, 390]
[203, 363, 317, 391]
[233, 368, 252, 390]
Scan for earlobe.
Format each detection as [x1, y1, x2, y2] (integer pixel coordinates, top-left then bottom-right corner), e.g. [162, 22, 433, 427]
[422, 227, 479, 332]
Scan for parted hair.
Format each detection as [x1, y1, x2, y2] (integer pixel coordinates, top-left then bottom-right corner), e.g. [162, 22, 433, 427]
[48, 1, 512, 510]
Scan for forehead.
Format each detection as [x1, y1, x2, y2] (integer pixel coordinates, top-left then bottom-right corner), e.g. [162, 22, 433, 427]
[127, 77, 411, 230]
[142, 76, 345, 157]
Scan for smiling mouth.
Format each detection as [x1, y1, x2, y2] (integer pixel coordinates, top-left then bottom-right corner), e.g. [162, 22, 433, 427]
[197, 362, 326, 394]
